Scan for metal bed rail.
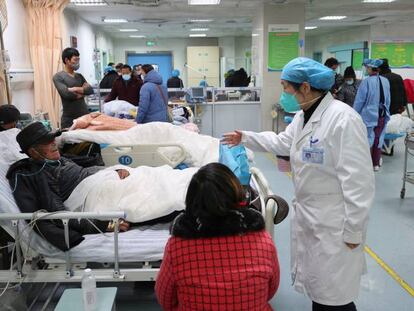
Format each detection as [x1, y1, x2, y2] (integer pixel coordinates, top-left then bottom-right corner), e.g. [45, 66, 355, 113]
[0, 212, 126, 283]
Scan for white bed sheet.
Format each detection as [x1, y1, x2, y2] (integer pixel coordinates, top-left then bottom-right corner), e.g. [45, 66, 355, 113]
[0, 131, 170, 263]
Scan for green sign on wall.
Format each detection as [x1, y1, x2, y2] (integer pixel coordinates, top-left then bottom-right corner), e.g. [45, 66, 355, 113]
[268, 24, 299, 71]
[371, 41, 414, 68]
[352, 49, 364, 69]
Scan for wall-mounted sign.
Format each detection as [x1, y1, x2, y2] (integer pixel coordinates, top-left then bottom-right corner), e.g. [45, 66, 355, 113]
[70, 36, 77, 48]
[268, 24, 299, 71]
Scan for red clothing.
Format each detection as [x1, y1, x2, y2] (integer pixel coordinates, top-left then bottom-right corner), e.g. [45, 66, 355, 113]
[104, 76, 143, 106]
[155, 230, 280, 311]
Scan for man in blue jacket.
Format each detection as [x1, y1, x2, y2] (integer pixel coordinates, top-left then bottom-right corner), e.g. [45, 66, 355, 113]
[136, 64, 168, 124]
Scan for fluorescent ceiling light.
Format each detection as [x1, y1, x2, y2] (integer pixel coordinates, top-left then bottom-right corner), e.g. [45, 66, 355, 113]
[119, 29, 138, 32]
[363, 0, 395, 2]
[189, 19, 213, 23]
[191, 28, 210, 31]
[70, 0, 107, 5]
[252, 33, 259, 37]
[104, 18, 128, 23]
[189, 34, 207, 37]
[319, 16, 347, 20]
[305, 26, 318, 30]
[129, 35, 146, 38]
[188, 0, 221, 5]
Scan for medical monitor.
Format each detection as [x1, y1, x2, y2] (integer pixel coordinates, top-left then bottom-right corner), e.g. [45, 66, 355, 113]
[190, 87, 206, 100]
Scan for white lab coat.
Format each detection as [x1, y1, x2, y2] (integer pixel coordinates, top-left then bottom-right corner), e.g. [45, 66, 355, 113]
[242, 93, 374, 305]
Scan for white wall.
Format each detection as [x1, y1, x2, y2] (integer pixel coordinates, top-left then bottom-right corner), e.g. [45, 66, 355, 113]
[63, 9, 115, 84]
[305, 26, 370, 61]
[3, 0, 34, 114]
[113, 37, 218, 85]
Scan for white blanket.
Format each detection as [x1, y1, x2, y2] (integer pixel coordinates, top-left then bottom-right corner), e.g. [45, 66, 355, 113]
[386, 114, 414, 134]
[0, 128, 27, 165]
[64, 165, 198, 223]
[58, 122, 220, 167]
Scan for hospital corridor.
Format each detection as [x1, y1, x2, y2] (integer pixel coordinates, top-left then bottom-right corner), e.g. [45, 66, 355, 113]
[0, 0, 414, 311]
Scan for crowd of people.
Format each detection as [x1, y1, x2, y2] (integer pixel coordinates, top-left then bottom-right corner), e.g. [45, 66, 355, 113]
[1, 48, 413, 311]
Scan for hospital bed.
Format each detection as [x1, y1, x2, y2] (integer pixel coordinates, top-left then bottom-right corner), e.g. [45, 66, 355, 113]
[0, 161, 287, 286]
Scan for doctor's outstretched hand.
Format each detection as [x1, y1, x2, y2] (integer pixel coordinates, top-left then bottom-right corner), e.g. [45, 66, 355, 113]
[221, 130, 243, 147]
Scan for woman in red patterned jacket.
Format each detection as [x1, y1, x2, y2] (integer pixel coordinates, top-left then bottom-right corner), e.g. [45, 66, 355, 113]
[155, 163, 280, 311]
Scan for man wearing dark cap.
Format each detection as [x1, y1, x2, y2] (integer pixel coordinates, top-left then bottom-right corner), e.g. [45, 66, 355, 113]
[0, 104, 20, 131]
[324, 57, 344, 96]
[6, 122, 130, 251]
[379, 59, 407, 115]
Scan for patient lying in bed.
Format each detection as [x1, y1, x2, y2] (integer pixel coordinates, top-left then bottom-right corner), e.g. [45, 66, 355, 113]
[8, 122, 196, 251]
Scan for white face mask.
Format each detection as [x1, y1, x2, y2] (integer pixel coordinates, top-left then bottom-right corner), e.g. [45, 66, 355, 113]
[346, 79, 354, 86]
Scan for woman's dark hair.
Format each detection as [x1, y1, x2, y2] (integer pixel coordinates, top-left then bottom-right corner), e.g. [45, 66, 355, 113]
[344, 66, 356, 79]
[324, 57, 339, 68]
[108, 62, 115, 67]
[185, 163, 244, 222]
[61, 48, 79, 64]
[141, 64, 154, 74]
[287, 81, 324, 93]
[115, 63, 123, 70]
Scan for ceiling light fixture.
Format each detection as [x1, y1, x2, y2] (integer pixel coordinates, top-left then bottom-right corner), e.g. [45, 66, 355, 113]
[189, 34, 207, 37]
[319, 16, 347, 20]
[119, 29, 138, 32]
[191, 28, 210, 31]
[129, 35, 146, 38]
[189, 19, 213, 23]
[362, 0, 395, 2]
[305, 26, 318, 30]
[252, 33, 259, 37]
[70, 0, 107, 5]
[104, 18, 128, 23]
[188, 0, 221, 5]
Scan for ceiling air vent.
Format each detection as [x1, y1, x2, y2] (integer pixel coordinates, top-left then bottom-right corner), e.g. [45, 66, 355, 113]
[360, 16, 376, 22]
[111, 0, 160, 7]
[139, 18, 168, 24]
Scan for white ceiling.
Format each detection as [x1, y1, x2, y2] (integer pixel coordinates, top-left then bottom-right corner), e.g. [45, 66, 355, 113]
[67, 0, 414, 39]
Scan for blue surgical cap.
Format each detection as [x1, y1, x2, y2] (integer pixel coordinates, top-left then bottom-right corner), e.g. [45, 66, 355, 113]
[363, 58, 383, 68]
[281, 57, 335, 91]
[172, 69, 180, 77]
[104, 66, 114, 74]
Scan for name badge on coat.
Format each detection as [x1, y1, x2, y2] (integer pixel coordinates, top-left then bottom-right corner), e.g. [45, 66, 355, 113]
[302, 137, 324, 164]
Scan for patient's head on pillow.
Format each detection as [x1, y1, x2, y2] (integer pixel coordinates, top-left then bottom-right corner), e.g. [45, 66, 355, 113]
[185, 162, 244, 221]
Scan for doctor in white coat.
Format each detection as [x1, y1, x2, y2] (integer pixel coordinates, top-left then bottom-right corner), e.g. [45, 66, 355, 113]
[223, 57, 375, 311]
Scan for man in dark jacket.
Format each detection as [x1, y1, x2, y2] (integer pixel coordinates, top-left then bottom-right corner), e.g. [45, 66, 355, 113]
[136, 65, 168, 124]
[104, 64, 143, 106]
[99, 66, 118, 90]
[324, 57, 344, 96]
[379, 59, 407, 115]
[167, 69, 184, 88]
[6, 122, 130, 251]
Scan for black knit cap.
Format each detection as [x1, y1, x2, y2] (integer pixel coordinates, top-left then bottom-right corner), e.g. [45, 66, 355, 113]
[16, 122, 61, 153]
[0, 105, 20, 125]
[344, 66, 356, 79]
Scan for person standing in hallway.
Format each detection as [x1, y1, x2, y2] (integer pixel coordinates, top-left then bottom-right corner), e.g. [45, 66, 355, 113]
[354, 59, 391, 171]
[223, 57, 374, 311]
[337, 66, 361, 107]
[53, 48, 94, 128]
[379, 58, 407, 115]
[104, 65, 143, 106]
[136, 65, 168, 124]
[324, 57, 344, 96]
[99, 66, 118, 90]
[167, 69, 184, 88]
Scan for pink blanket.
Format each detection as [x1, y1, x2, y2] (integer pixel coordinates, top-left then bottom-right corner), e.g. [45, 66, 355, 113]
[70, 113, 136, 131]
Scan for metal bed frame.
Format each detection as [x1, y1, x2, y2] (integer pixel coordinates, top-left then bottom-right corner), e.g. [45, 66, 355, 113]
[0, 167, 287, 284]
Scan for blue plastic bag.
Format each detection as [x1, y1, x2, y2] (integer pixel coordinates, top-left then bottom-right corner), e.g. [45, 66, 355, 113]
[219, 144, 251, 185]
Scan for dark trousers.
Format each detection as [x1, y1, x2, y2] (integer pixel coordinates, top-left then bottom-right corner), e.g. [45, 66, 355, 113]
[312, 301, 357, 311]
[371, 116, 386, 166]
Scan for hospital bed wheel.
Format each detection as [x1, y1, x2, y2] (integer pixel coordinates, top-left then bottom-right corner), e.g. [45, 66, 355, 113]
[400, 189, 405, 199]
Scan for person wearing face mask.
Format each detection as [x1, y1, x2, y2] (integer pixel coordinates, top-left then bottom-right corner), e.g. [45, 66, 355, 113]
[6, 122, 131, 251]
[336, 66, 361, 107]
[104, 64, 143, 106]
[354, 59, 391, 172]
[324, 57, 344, 96]
[53, 48, 94, 129]
[222, 57, 374, 311]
